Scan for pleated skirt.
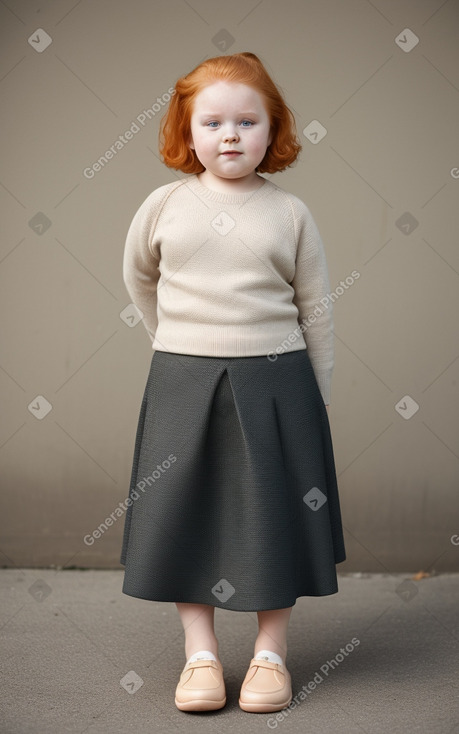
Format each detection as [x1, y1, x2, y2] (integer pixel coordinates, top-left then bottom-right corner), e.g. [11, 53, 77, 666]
[120, 348, 346, 612]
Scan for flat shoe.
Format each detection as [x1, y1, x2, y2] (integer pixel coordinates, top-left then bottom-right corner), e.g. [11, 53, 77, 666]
[239, 657, 292, 713]
[175, 657, 226, 711]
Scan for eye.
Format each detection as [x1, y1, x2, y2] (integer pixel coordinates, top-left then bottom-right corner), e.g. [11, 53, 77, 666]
[205, 120, 255, 128]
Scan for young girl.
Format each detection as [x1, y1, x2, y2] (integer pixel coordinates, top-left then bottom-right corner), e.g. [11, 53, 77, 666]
[120, 51, 346, 714]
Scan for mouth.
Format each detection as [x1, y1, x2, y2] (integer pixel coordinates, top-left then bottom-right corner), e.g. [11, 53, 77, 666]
[221, 151, 242, 156]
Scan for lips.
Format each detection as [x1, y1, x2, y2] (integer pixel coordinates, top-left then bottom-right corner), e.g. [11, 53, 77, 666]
[221, 151, 242, 155]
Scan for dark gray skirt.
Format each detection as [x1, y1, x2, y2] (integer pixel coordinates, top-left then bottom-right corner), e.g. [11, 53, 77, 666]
[120, 348, 346, 612]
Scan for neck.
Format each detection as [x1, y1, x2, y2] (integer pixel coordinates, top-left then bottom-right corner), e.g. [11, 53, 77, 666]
[197, 170, 265, 194]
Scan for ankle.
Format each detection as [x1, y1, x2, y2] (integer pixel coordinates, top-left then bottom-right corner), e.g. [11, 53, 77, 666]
[185, 636, 219, 661]
[254, 642, 287, 664]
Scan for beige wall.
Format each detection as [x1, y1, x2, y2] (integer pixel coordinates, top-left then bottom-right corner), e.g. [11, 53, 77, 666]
[1, 0, 458, 572]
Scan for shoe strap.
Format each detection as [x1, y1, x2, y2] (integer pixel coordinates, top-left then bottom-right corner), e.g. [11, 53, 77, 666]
[184, 658, 219, 670]
[250, 658, 283, 671]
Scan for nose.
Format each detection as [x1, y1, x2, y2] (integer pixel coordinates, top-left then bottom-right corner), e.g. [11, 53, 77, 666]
[222, 126, 239, 142]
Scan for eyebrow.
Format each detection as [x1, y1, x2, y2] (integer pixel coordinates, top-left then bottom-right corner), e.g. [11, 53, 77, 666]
[199, 111, 260, 117]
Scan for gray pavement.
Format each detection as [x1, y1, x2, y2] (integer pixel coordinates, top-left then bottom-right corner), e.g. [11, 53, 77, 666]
[1, 570, 458, 734]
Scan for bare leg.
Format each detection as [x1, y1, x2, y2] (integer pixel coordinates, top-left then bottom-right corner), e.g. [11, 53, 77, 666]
[175, 602, 219, 660]
[254, 606, 293, 663]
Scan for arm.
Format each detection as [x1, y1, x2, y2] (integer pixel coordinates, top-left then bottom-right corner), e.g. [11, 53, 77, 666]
[123, 192, 162, 345]
[290, 200, 334, 406]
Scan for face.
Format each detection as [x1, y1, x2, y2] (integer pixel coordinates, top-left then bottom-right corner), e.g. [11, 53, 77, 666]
[188, 81, 273, 187]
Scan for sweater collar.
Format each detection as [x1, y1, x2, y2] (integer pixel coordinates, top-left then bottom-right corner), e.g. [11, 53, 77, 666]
[184, 174, 273, 204]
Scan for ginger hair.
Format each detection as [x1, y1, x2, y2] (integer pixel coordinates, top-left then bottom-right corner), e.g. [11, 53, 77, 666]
[158, 52, 302, 174]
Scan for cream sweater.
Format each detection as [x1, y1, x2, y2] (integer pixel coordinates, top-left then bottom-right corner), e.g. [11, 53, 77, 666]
[123, 174, 334, 404]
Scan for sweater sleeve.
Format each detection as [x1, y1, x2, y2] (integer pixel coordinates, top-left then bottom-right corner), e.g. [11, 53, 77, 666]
[290, 199, 334, 405]
[123, 190, 163, 346]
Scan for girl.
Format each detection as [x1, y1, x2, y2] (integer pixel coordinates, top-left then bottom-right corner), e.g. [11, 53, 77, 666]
[120, 51, 346, 714]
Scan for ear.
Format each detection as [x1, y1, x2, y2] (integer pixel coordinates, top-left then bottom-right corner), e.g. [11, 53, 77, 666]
[267, 130, 273, 147]
[188, 135, 194, 150]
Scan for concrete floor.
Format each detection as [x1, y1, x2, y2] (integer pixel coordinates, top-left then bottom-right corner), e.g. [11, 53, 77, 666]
[1, 570, 458, 734]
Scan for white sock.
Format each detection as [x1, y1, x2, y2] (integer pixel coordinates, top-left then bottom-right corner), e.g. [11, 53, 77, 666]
[255, 649, 284, 666]
[187, 650, 217, 664]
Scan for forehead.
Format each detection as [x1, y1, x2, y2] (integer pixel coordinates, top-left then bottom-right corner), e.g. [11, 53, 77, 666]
[191, 81, 267, 114]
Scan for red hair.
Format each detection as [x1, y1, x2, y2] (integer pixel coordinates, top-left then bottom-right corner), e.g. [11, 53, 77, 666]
[158, 52, 302, 174]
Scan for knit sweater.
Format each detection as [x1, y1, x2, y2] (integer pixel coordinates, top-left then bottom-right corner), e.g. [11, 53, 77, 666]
[123, 174, 334, 404]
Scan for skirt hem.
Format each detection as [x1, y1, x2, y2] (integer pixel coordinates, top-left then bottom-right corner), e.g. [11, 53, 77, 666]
[120, 580, 344, 612]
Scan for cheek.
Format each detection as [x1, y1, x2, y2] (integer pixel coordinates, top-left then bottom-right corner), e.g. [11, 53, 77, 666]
[250, 133, 270, 154]
[193, 134, 216, 155]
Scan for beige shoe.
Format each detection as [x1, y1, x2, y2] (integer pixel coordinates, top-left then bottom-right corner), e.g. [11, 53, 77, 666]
[239, 657, 292, 713]
[175, 657, 226, 711]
